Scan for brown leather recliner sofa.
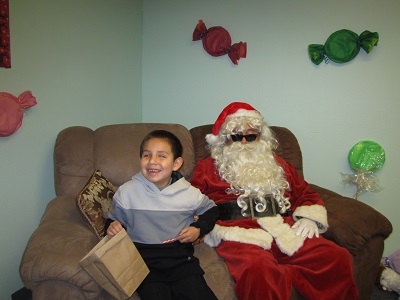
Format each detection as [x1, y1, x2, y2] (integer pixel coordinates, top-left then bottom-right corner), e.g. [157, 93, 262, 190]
[20, 123, 392, 300]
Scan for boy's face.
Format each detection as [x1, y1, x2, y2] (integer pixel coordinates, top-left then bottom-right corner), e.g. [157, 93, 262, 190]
[140, 138, 183, 188]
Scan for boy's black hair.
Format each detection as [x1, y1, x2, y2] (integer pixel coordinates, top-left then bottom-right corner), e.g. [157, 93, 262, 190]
[140, 130, 183, 160]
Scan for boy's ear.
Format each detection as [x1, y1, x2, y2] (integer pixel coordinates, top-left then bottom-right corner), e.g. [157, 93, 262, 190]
[173, 157, 183, 171]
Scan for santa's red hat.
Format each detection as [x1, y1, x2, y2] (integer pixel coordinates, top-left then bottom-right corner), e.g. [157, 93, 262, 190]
[206, 102, 262, 145]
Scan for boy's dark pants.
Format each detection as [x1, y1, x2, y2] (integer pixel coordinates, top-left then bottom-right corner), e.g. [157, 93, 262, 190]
[137, 274, 217, 300]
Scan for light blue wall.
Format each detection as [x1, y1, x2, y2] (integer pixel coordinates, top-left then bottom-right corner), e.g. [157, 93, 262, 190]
[0, 1, 142, 297]
[1, 0, 399, 297]
[143, 0, 399, 257]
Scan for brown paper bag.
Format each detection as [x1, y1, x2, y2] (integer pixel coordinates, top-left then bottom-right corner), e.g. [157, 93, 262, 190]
[80, 229, 149, 300]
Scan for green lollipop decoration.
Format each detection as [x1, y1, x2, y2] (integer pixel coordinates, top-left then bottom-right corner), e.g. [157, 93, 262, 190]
[341, 140, 385, 199]
[308, 29, 379, 65]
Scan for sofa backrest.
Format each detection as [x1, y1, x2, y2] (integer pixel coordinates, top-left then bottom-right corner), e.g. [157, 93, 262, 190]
[190, 124, 304, 178]
[54, 123, 304, 197]
[54, 123, 195, 197]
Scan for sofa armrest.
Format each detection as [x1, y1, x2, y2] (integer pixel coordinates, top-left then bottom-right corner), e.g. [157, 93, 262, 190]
[310, 184, 392, 255]
[194, 243, 237, 300]
[20, 196, 103, 299]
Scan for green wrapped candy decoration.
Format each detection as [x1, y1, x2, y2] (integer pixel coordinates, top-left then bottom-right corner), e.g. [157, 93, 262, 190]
[348, 140, 385, 173]
[309, 29, 379, 65]
[341, 140, 385, 199]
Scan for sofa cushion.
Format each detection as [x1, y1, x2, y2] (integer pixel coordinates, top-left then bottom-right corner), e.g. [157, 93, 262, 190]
[77, 170, 117, 239]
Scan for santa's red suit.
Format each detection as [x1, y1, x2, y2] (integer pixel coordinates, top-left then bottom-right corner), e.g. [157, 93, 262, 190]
[191, 155, 359, 300]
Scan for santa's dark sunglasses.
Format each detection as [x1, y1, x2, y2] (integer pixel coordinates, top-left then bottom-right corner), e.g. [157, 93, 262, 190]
[230, 134, 259, 142]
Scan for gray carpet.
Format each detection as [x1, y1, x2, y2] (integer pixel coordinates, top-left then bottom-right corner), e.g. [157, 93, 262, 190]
[11, 285, 399, 299]
[371, 284, 399, 300]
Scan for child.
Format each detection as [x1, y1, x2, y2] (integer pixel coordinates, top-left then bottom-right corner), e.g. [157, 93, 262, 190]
[106, 130, 219, 300]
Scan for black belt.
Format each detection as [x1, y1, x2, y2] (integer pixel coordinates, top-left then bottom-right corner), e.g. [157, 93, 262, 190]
[217, 200, 249, 221]
[217, 198, 291, 221]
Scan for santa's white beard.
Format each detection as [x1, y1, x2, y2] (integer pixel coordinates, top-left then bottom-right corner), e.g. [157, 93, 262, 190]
[212, 140, 289, 199]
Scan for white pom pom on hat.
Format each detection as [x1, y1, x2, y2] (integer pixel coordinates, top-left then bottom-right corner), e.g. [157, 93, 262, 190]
[206, 102, 262, 145]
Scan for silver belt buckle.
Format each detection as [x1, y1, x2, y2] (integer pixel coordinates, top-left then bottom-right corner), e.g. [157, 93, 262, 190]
[249, 195, 277, 219]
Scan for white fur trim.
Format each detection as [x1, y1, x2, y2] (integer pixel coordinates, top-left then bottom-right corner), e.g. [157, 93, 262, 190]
[204, 225, 223, 248]
[205, 133, 221, 146]
[205, 215, 309, 256]
[257, 215, 305, 256]
[292, 205, 328, 233]
[204, 224, 273, 250]
[229, 109, 261, 119]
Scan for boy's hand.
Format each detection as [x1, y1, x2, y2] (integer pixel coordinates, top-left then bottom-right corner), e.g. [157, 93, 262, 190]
[163, 226, 200, 244]
[107, 220, 123, 236]
[192, 236, 205, 245]
[176, 226, 200, 243]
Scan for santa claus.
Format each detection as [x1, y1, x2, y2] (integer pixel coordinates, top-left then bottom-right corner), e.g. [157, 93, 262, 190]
[190, 102, 358, 300]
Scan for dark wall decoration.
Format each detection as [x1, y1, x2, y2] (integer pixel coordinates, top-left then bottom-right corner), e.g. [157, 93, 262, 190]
[192, 19, 247, 65]
[0, 91, 37, 137]
[308, 29, 379, 65]
[0, 0, 11, 68]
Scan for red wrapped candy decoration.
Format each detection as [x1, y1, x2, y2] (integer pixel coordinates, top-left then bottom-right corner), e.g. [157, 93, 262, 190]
[192, 19, 247, 65]
[0, 91, 37, 137]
